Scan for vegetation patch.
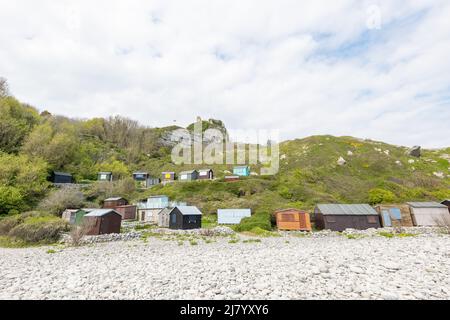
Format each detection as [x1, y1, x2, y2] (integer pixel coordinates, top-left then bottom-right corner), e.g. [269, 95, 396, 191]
[378, 231, 416, 238]
[134, 224, 154, 231]
[234, 212, 272, 232]
[345, 234, 366, 240]
[0, 212, 68, 247]
[244, 227, 281, 238]
[243, 239, 261, 243]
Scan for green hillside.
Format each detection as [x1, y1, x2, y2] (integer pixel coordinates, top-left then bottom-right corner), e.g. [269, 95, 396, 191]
[138, 136, 450, 214]
[1, 79, 449, 234]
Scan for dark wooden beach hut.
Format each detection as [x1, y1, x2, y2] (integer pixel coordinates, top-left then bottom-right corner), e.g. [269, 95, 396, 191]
[103, 197, 128, 209]
[314, 204, 381, 231]
[51, 171, 73, 184]
[168, 206, 202, 230]
[83, 209, 122, 235]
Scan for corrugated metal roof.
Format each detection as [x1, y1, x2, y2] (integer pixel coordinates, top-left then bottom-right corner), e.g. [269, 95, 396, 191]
[407, 202, 447, 208]
[275, 208, 307, 213]
[133, 172, 148, 175]
[84, 209, 120, 217]
[234, 166, 249, 169]
[162, 171, 175, 174]
[316, 204, 378, 216]
[218, 209, 251, 215]
[199, 169, 212, 172]
[180, 170, 197, 175]
[173, 206, 202, 215]
[104, 197, 126, 201]
[54, 171, 72, 176]
[98, 172, 112, 174]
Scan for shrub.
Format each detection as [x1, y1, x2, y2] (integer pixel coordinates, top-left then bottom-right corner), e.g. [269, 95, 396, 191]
[0, 214, 23, 235]
[368, 188, 396, 205]
[38, 188, 85, 215]
[8, 215, 68, 244]
[69, 219, 96, 246]
[234, 212, 272, 232]
[85, 178, 135, 202]
[0, 186, 25, 215]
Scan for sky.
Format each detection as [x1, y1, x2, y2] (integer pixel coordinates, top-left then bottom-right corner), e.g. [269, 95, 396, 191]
[0, 0, 449, 148]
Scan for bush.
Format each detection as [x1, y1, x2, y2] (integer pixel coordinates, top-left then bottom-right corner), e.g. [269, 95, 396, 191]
[0, 214, 23, 235]
[234, 212, 272, 232]
[85, 178, 135, 202]
[38, 188, 85, 215]
[69, 219, 96, 246]
[0, 186, 25, 215]
[8, 215, 68, 243]
[368, 188, 396, 205]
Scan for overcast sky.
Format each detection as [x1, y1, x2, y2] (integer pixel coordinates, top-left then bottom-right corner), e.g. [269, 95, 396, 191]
[1, 1, 449, 148]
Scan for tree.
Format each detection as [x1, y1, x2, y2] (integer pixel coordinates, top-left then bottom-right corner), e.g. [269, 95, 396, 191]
[95, 159, 130, 180]
[21, 122, 79, 169]
[0, 97, 40, 153]
[0, 186, 24, 215]
[0, 153, 49, 214]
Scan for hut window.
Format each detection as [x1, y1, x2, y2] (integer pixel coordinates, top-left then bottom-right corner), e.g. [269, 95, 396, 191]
[281, 214, 295, 222]
[187, 216, 197, 223]
[326, 216, 336, 223]
[367, 216, 378, 224]
[389, 208, 402, 220]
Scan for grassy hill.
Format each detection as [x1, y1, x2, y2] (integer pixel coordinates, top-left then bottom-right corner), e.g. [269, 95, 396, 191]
[129, 135, 450, 231]
[1, 84, 449, 233]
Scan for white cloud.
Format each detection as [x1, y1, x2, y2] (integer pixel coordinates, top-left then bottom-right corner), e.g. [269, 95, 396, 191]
[0, 0, 449, 147]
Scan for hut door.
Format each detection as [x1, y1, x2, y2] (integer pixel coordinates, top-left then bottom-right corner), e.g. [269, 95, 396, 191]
[382, 210, 392, 227]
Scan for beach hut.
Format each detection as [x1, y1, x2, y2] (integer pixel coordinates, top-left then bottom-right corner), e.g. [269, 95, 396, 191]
[374, 204, 414, 227]
[198, 169, 214, 180]
[233, 166, 250, 177]
[158, 207, 172, 228]
[132, 172, 159, 188]
[62, 209, 80, 224]
[51, 171, 73, 184]
[83, 209, 122, 235]
[137, 196, 169, 223]
[115, 205, 137, 220]
[407, 202, 450, 226]
[217, 209, 251, 225]
[275, 209, 312, 231]
[146, 177, 160, 187]
[162, 171, 176, 182]
[103, 197, 128, 209]
[169, 206, 202, 230]
[137, 207, 161, 223]
[179, 170, 199, 181]
[147, 195, 170, 208]
[98, 172, 113, 182]
[314, 204, 381, 231]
